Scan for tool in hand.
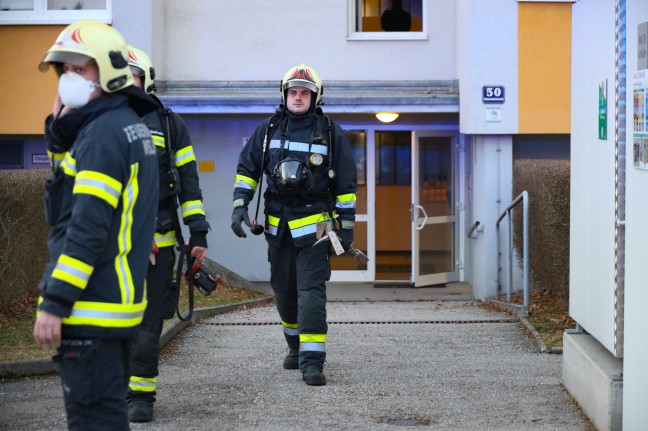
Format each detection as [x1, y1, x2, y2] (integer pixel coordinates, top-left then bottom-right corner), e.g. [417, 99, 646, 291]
[313, 230, 369, 264]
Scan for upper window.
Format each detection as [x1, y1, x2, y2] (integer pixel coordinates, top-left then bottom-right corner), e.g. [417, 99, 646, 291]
[0, 0, 111, 24]
[348, 0, 427, 41]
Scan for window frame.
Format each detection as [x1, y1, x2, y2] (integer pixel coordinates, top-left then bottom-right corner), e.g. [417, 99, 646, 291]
[347, 0, 428, 41]
[0, 0, 111, 25]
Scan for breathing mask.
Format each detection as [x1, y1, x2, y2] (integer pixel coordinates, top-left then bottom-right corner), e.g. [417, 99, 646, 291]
[58, 72, 99, 108]
[273, 157, 309, 195]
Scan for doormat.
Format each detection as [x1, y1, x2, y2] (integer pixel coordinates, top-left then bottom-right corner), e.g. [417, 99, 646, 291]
[373, 283, 447, 289]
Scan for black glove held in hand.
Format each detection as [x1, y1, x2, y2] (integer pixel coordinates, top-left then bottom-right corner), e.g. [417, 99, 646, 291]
[231, 207, 251, 238]
[336, 228, 354, 251]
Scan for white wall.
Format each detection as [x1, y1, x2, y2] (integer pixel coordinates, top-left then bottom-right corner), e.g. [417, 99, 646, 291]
[622, 0, 648, 426]
[569, 0, 617, 354]
[160, 0, 456, 81]
[470, 135, 513, 300]
[112, 0, 154, 56]
[184, 115, 272, 281]
[457, 0, 518, 134]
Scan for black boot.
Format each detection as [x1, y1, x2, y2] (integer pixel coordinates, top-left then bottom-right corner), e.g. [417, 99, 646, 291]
[302, 368, 326, 386]
[129, 399, 154, 423]
[283, 347, 299, 370]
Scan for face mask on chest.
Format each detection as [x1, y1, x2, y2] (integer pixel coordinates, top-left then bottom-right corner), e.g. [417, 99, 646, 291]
[58, 72, 99, 109]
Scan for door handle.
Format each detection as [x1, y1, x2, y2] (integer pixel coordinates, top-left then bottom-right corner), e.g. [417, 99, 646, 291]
[414, 204, 428, 231]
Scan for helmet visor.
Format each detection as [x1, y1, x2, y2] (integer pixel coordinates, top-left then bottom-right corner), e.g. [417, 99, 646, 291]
[283, 80, 318, 94]
[129, 65, 145, 76]
[39, 51, 92, 72]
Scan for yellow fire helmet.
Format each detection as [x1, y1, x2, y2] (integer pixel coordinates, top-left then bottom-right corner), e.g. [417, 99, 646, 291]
[127, 45, 156, 94]
[281, 63, 323, 106]
[39, 20, 133, 93]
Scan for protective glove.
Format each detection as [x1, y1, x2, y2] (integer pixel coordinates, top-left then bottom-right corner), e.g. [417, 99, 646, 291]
[231, 206, 251, 238]
[336, 228, 354, 252]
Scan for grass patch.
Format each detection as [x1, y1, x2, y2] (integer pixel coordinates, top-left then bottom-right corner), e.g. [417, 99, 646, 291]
[0, 282, 269, 364]
[486, 289, 575, 350]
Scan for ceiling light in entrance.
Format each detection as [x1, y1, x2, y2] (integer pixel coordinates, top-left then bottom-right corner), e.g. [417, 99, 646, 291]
[375, 112, 399, 123]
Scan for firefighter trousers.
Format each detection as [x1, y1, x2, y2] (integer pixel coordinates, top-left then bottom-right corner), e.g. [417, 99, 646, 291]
[128, 246, 177, 402]
[268, 229, 331, 372]
[57, 338, 131, 431]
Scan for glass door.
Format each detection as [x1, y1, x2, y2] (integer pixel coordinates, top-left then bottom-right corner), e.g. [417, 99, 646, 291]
[411, 131, 459, 287]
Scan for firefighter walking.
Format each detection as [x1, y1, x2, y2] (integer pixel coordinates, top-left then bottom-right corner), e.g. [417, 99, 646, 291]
[231, 64, 357, 386]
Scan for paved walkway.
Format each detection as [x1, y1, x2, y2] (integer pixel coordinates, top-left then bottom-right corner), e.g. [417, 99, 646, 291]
[0, 283, 593, 430]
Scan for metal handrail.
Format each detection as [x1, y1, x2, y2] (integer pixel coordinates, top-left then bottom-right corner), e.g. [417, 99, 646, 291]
[467, 221, 480, 239]
[496, 191, 529, 307]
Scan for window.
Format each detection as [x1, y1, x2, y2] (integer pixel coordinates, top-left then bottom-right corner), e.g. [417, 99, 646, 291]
[0, 141, 24, 169]
[0, 0, 111, 24]
[376, 131, 411, 185]
[348, 0, 427, 41]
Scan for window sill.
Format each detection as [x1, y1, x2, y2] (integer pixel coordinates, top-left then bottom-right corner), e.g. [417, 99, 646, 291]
[346, 32, 429, 42]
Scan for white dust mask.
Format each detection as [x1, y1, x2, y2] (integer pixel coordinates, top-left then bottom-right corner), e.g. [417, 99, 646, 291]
[58, 72, 99, 109]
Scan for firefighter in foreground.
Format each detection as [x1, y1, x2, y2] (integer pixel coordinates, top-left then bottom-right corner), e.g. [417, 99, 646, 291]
[231, 64, 357, 386]
[125, 46, 210, 423]
[33, 20, 159, 430]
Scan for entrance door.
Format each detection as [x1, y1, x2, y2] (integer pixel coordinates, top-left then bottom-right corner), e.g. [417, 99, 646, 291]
[411, 131, 459, 287]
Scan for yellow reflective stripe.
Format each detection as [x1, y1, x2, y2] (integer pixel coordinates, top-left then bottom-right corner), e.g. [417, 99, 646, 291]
[60, 154, 77, 177]
[62, 300, 147, 328]
[48, 150, 66, 170]
[288, 213, 331, 238]
[282, 321, 299, 336]
[151, 134, 165, 148]
[129, 376, 157, 392]
[336, 193, 356, 202]
[154, 231, 176, 247]
[300, 334, 326, 343]
[268, 215, 280, 227]
[288, 213, 330, 229]
[235, 174, 258, 190]
[181, 200, 205, 218]
[115, 163, 138, 305]
[74, 170, 123, 208]
[175, 146, 196, 167]
[51, 254, 93, 289]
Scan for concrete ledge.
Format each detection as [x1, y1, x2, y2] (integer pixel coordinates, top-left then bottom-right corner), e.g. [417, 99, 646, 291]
[486, 299, 528, 318]
[562, 332, 623, 431]
[0, 296, 274, 379]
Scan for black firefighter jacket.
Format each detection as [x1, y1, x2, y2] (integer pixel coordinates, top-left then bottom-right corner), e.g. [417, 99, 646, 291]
[233, 108, 357, 248]
[140, 102, 210, 249]
[38, 93, 159, 340]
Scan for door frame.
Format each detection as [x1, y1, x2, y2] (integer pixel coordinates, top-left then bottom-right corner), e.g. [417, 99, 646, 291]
[330, 123, 463, 283]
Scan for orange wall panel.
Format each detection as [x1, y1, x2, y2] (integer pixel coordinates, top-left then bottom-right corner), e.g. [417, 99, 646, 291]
[0, 26, 64, 135]
[518, 3, 571, 134]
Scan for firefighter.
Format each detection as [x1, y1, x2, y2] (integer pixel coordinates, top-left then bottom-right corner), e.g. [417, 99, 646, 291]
[33, 20, 159, 430]
[125, 46, 210, 423]
[231, 64, 357, 386]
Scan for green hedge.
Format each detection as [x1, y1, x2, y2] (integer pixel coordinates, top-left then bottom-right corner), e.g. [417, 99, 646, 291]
[0, 170, 50, 315]
[513, 160, 570, 299]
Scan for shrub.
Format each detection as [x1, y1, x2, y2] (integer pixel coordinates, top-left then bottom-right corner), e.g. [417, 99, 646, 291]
[0, 170, 50, 315]
[512, 160, 570, 299]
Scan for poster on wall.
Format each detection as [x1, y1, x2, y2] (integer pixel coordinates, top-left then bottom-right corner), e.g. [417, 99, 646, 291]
[635, 23, 648, 170]
[633, 70, 648, 169]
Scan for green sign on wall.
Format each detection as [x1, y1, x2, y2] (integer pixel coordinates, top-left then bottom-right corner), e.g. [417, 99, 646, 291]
[599, 79, 607, 140]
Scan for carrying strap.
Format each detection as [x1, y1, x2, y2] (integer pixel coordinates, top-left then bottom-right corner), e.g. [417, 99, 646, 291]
[151, 96, 195, 321]
[250, 108, 284, 224]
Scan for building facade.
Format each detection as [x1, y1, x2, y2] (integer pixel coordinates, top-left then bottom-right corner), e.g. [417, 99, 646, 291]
[0, 1, 571, 296]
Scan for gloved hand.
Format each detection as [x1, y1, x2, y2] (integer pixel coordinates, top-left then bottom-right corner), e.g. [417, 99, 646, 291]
[189, 232, 208, 260]
[231, 206, 251, 238]
[336, 228, 354, 252]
